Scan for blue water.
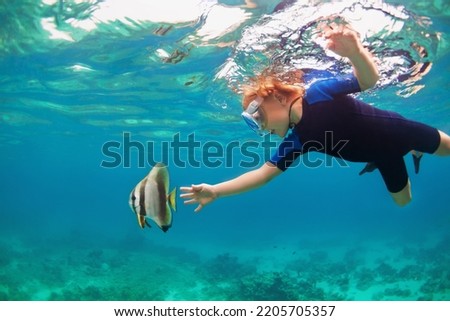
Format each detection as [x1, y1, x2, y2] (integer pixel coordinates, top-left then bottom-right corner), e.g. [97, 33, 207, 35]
[0, 0, 449, 300]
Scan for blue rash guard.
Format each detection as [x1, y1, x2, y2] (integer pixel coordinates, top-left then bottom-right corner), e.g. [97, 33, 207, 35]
[268, 74, 441, 193]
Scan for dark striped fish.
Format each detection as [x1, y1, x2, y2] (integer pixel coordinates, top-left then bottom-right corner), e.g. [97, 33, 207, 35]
[129, 163, 176, 232]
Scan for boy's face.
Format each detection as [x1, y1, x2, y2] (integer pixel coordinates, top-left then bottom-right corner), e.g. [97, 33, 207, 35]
[259, 95, 290, 138]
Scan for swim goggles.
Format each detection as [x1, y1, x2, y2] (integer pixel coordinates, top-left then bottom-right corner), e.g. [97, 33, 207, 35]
[241, 96, 268, 136]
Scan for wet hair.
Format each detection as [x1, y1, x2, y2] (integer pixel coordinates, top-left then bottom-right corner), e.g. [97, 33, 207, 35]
[241, 68, 305, 110]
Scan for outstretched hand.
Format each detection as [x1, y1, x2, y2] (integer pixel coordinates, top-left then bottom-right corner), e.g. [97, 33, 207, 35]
[180, 184, 217, 213]
[320, 22, 363, 58]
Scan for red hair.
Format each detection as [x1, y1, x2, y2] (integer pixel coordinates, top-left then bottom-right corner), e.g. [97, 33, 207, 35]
[241, 69, 305, 109]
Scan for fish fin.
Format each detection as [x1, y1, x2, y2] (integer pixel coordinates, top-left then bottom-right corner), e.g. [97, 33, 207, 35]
[168, 187, 177, 212]
[138, 214, 146, 229]
[144, 218, 152, 229]
[412, 153, 422, 174]
[359, 162, 377, 176]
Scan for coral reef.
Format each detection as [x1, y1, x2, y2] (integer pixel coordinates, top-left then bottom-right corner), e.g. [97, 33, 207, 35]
[0, 234, 449, 300]
[202, 253, 256, 282]
[238, 272, 300, 300]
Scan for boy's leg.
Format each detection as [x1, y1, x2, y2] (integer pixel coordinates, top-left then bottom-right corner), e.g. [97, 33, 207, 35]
[376, 158, 412, 206]
[390, 179, 412, 207]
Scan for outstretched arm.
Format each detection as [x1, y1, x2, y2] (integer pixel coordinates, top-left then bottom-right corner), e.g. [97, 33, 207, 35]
[180, 162, 282, 212]
[322, 23, 379, 90]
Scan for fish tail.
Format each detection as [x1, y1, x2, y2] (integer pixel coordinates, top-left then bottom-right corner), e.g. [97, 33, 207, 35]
[168, 187, 177, 212]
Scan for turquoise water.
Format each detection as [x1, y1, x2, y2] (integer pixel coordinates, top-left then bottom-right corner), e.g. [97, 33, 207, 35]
[0, 0, 449, 301]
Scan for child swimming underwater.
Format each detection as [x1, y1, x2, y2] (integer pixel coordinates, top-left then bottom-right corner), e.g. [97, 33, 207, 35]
[180, 23, 450, 211]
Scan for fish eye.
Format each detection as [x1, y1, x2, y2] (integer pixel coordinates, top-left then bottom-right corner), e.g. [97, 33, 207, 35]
[131, 195, 136, 201]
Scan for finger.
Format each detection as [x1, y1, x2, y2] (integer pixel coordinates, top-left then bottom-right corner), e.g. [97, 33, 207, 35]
[191, 184, 203, 192]
[317, 21, 329, 33]
[319, 23, 332, 35]
[194, 204, 203, 213]
[180, 186, 193, 192]
[322, 25, 338, 39]
[180, 193, 194, 199]
[184, 199, 198, 205]
[326, 22, 336, 32]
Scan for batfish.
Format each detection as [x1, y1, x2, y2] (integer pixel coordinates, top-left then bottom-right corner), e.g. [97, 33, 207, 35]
[129, 163, 176, 232]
